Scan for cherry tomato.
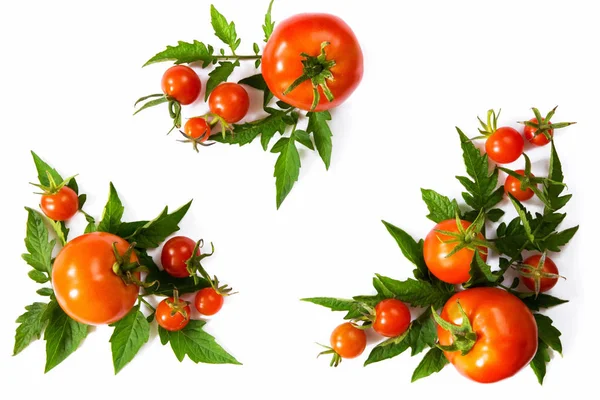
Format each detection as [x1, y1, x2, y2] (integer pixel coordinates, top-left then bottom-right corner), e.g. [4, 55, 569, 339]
[160, 236, 199, 278]
[184, 118, 211, 142]
[40, 186, 79, 221]
[373, 299, 411, 337]
[262, 14, 363, 111]
[156, 297, 191, 332]
[161, 65, 201, 105]
[52, 232, 140, 325]
[524, 118, 552, 146]
[438, 287, 538, 383]
[330, 322, 366, 359]
[485, 127, 524, 164]
[194, 287, 224, 316]
[504, 169, 535, 201]
[521, 254, 559, 293]
[208, 83, 250, 123]
[423, 219, 488, 284]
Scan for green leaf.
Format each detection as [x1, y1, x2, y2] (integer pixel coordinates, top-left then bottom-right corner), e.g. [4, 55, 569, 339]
[143, 40, 215, 67]
[306, 111, 333, 170]
[540, 225, 579, 252]
[133, 96, 169, 115]
[520, 293, 568, 311]
[127, 201, 192, 249]
[44, 301, 88, 373]
[159, 320, 241, 365]
[263, 0, 275, 42]
[272, 133, 301, 208]
[138, 250, 210, 296]
[530, 340, 550, 384]
[22, 208, 55, 274]
[31, 151, 63, 187]
[420, 189, 459, 223]
[487, 208, 505, 222]
[37, 287, 54, 296]
[14, 302, 48, 356]
[464, 252, 500, 288]
[205, 61, 238, 100]
[116, 221, 148, 239]
[381, 221, 428, 280]
[364, 329, 411, 366]
[212, 108, 290, 149]
[508, 194, 535, 243]
[294, 129, 314, 150]
[411, 347, 449, 382]
[97, 182, 124, 234]
[534, 314, 562, 354]
[109, 305, 150, 374]
[28, 270, 49, 283]
[375, 274, 453, 308]
[300, 297, 357, 312]
[372, 276, 395, 298]
[407, 313, 437, 356]
[47, 219, 68, 246]
[544, 141, 570, 213]
[239, 74, 273, 108]
[210, 5, 240, 52]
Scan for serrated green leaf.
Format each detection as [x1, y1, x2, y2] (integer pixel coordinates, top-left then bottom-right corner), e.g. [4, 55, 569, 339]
[138, 250, 210, 296]
[14, 302, 48, 356]
[509, 194, 535, 243]
[540, 226, 579, 252]
[411, 347, 449, 382]
[364, 329, 411, 366]
[37, 288, 54, 297]
[31, 151, 63, 187]
[307, 111, 333, 170]
[28, 270, 49, 283]
[116, 221, 147, 239]
[159, 320, 241, 365]
[127, 201, 192, 249]
[97, 182, 124, 234]
[487, 208, 505, 222]
[205, 61, 238, 100]
[464, 252, 500, 288]
[263, 0, 275, 42]
[143, 40, 215, 67]
[43, 301, 88, 373]
[22, 208, 55, 274]
[420, 189, 459, 223]
[534, 314, 562, 355]
[212, 108, 289, 148]
[372, 276, 395, 298]
[407, 312, 438, 356]
[530, 340, 550, 384]
[239, 74, 273, 108]
[544, 141, 569, 213]
[210, 5, 240, 52]
[109, 306, 150, 374]
[47, 219, 68, 246]
[381, 221, 428, 280]
[375, 274, 453, 309]
[520, 293, 568, 311]
[294, 129, 314, 150]
[300, 297, 357, 312]
[272, 133, 300, 208]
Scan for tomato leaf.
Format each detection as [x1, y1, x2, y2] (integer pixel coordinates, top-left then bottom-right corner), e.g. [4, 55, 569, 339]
[534, 314, 562, 355]
[544, 141, 571, 213]
[97, 182, 124, 234]
[143, 40, 215, 68]
[43, 301, 88, 373]
[364, 328, 411, 366]
[381, 221, 428, 280]
[539, 225, 579, 252]
[205, 61, 238, 101]
[117, 220, 148, 239]
[455, 128, 504, 211]
[28, 269, 49, 283]
[375, 274, 453, 309]
[212, 108, 290, 148]
[13, 302, 49, 356]
[210, 5, 240, 53]
[263, 0, 275, 42]
[486, 208, 505, 222]
[411, 347, 449, 382]
[407, 312, 437, 356]
[109, 305, 150, 375]
[508, 194, 535, 243]
[37, 288, 54, 296]
[22, 207, 55, 275]
[239, 74, 273, 108]
[158, 320, 241, 365]
[272, 133, 301, 209]
[294, 129, 315, 150]
[31, 151, 63, 188]
[300, 297, 357, 312]
[420, 189, 459, 223]
[47, 219, 68, 246]
[306, 111, 333, 170]
[127, 200, 192, 249]
[520, 293, 568, 311]
[530, 340, 550, 384]
[464, 252, 500, 288]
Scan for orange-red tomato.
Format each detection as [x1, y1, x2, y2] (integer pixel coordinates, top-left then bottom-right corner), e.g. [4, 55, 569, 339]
[373, 299, 411, 337]
[52, 232, 140, 325]
[524, 118, 552, 146]
[504, 169, 535, 201]
[194, 287, 224, 316]
[521, 254, 559, 293]
[208, 83, 250, 123]
[160, 236, 199, 278]
[438, 287, 538, 383]
[485, 127, 524, 164]
[161, 65, 201, 105]
[184, 118, 211, 142]
[156, 297, 191, 332]
[330, 322, 366, 359]
[40, 186, 79, 221]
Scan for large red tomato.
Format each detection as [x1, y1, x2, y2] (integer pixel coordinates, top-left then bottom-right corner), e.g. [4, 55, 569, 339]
[262, 14, 363, 111]
[52, 232, 140, 325]
[437, 287, 538, 383]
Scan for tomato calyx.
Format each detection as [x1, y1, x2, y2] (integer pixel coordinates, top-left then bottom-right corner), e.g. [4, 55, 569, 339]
[111, 242, 155, 288]
[474, 108, 501, 139]
[516, 252, 563, 297]
[431, 302, 477, 355]
[518, 106, 576, 143]
[178, 129, 215, 152]
[317, 343, 343, 367]
[185, 240, 235, 296]
[30, 171, 77, 195]
[283, 41, 336, 111]
[165, 289, 191, 321]
[435, 211, 495, 258]
[133, 94, 182, 134]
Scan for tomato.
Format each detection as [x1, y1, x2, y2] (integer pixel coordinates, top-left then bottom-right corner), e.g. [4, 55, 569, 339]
[504, 169, 535, 201]
[156, 296, 191, 332]
[373, 299, 411, 337]
[161, 65, 201, 105]
[40, 186, 79, 221]
[437, 287, 538, 383]
[160, 236, 199, 278]
[330, 322, 366, 359]
[208, 83, 250, 123]
[262, 13, 363, 111]
[194, 287, 224, 316]
[52, 232, 140, 325]
[521, 254, 560, 293]
[184, 117, 211, 142]
[524, 118, 552, 146]
[485, 127, 524, 164]
[423, 219, 488, 284]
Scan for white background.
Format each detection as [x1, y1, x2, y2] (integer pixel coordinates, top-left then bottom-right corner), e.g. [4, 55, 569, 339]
[0, 0, 598, 398]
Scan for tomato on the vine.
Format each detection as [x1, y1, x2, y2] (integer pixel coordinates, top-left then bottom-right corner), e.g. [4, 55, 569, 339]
[330, 322, 366, 359]
[524, 118, 552, 146]
[156, 295, 191, 332]
[520, 254, 560, 294]
[485, 127, 524, 164]
[209, 83, 250, 123]
[262, 13, 363, 111]
[436, 287, 538, 383]
[40, 186, 79, 221]
[161, 236, 199, 278]
[504, 169, 536, 201]
[194, 287, 224, 316]
[161, 65, 201, 105]
[373, 299, 411, 338]
[52, 232, 140, 325]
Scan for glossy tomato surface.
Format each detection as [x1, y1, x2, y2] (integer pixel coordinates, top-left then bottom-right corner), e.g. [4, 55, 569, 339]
[40, 186, 79, 221]
[194, 287, 224, 316]
[160, 236, 199, 278]
[184, 117, 211, 142]
[156, 297, 191, 332]
[524, 118, 552, 146]
[521, 254, 559, 293]
[504, 169, 536, 201]
[330, 322, 366, 359]
[161, 65, 201, 105]
[485, 127, 524, 164]
[373, 299, 411, 337]
[208, 82, 250, 123]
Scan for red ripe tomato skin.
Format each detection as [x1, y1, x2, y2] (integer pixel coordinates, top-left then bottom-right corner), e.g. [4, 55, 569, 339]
[438, 287, 538, 384]
[521, 255, 559, 293]
[52, 232, 140, 325]
[161, 65, 201, 105]
[423, 219, 488, 284]
[330, 322, 367, 359]
[373, 299, 411, 337]
[156, 298, 191, 332]
[485, 127, 524, 164]
[40, 186, 79, 221]
[161, 236, 199, 278]
[184, 118, 211, 141]
[262, 13, 363, 112]
[194, 287, 224, 316]
[208, 83, 250, 123]
[504, 169, 535, 201]
[524, 118, 552, 146]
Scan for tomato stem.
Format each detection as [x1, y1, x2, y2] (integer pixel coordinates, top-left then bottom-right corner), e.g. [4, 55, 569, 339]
[214, 55, 261, 60]
[431, 302, 477, 356]
[138, 296, 156, 312]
